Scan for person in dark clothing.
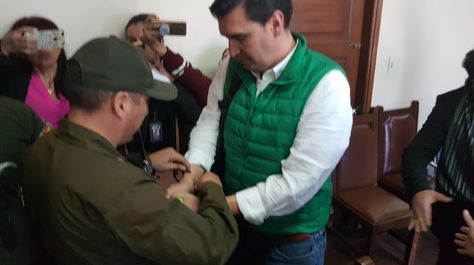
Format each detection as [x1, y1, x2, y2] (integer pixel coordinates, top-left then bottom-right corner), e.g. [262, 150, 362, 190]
[126, 14, 211, 107]
[124, 14, 211, 156]
[0, 96, 45, 265]
[402, 48, 474, 265]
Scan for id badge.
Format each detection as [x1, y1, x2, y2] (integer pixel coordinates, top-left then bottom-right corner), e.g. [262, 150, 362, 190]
[149, 121, 163, 143]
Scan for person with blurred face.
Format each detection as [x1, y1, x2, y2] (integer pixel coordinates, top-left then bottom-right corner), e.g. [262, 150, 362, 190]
[125, 14, 211, 107]
[403, 48, 474, 265]
[123, 14, 213, 159]
[0, 16, 69, 128]
[21, 36, 238, 265]
[167, 0, 353, 264]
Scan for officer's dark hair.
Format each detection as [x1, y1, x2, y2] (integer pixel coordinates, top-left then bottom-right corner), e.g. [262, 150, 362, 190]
[209, 0, 292, 28]
[63, 85, 115, 113]
[64, 85, 143, 113]
[462, 49, 474, 92]
[125, 14, 150, 32]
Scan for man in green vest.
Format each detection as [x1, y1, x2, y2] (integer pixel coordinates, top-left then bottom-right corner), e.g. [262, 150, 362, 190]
[20, 36, 238, 265]
[167, 0, 353, 264]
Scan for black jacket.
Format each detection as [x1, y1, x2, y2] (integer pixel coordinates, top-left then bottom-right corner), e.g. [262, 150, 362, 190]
[0, 54, 33, 101]
[402, 86, 469, 200]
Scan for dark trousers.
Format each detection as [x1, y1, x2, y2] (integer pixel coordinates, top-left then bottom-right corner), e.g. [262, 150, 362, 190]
[431, 200, 474, 265]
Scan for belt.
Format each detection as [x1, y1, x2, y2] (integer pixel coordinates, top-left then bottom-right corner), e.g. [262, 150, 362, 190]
[273, 233, 311, 244]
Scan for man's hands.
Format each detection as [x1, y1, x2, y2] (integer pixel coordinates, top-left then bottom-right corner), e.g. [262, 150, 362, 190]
[166, 165, 205, 198]
[149, 147, 190, 172]
[409, 190, 452, 232]
[166, 169, 224, 213]
[1, 26, 38, 56]
[197, 172, 222, 188]
[455, 210, 474, 257]
[226, 195, 240, 215]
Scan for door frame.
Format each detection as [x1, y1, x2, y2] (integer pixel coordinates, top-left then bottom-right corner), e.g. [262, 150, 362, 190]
[355, 0, 384, 114]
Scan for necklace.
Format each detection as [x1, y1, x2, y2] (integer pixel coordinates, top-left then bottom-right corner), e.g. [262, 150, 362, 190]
[47, 80, 55, 95]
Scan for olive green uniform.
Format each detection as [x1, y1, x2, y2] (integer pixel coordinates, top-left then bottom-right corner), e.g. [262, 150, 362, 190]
[0, 96, 43, 265]
[21, 120, 238, 265]
[0, 96, 43, 162]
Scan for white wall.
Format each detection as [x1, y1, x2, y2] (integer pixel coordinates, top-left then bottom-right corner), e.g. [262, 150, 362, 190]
[372, 0, 474, 127]
[2, 0, 474, 126]
[0, 0, 226, 76]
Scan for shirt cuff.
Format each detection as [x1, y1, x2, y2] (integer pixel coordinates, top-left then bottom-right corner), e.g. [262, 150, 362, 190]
[236, 187, 266, 225]
[185, 149, 214, 171]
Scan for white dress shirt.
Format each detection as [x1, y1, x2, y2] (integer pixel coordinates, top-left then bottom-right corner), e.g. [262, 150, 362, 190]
[186, 46, 353, 225]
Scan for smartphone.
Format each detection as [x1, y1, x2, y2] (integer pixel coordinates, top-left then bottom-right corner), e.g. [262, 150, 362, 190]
[24, 29, 65, 50]
[158, 21, 187, 36]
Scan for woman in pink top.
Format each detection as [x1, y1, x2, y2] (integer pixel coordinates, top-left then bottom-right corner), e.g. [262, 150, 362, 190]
[0, 16, 69, 128]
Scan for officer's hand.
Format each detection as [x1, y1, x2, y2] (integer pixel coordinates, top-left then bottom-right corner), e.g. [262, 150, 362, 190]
[149, 147, 190, 172]
[455, 210, 474, 257]
[197, 172, 222, 189]
[166, 165, 205, 198]
[1, 26, 38, 55]
[170, 192, 200, 212]
[409, 190, 452, 232]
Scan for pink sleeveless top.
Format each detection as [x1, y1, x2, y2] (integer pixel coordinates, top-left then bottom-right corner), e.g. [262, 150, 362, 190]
[25, 73, 70, 128]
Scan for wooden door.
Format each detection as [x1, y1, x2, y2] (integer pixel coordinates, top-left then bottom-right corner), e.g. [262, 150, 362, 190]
[290, 0, 366, 108]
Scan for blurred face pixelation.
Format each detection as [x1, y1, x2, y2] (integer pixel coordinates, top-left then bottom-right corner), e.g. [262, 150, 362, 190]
[27, 48, 61, 69]
[125, 22, 155, 63]
[218, 5, 275, 73]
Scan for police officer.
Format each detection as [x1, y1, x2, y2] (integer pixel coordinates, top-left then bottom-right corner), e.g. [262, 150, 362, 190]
[21, 36, 238, 265]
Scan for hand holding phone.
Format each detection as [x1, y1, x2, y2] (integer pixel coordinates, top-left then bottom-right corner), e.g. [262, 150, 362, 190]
[158, 21, 187, 36]
[24, 29, 65, 50]
[0, 26, 38, 55]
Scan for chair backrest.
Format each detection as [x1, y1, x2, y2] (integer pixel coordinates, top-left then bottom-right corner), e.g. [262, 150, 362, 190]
[377, 101, 419, 177]
[334, 108, 379, 192]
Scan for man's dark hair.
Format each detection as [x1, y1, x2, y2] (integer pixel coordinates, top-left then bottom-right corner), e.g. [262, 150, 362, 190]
[462, 49, 474, 92]
[209, 0, 292, 28]
[63, 85, 115, 113]
[463, 49, 474, 79]
[125, 13, 150, 31]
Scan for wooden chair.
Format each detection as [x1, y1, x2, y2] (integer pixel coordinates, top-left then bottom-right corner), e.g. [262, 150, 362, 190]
[376, 101, 421, 265]
[332, 109, 412, 258]
[354, 256, 375, 265]
[376, 101, 419, 199]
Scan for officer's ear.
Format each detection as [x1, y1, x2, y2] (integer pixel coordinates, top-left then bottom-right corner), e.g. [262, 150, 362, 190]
[111, 92, 131, 120]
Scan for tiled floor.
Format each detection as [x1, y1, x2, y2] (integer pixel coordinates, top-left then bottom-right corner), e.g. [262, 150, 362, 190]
[325, 229, 438, 265]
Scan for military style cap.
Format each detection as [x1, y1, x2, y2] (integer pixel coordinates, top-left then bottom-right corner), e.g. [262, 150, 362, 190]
[65, 36, 177, 101]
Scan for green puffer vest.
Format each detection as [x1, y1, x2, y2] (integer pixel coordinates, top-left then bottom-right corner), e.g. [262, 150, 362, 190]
[223, 33, 344, 234]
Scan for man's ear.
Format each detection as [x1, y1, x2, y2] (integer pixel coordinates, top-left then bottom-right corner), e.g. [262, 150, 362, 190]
[111, 92, 131, 120]
[268, 10, 285, 37]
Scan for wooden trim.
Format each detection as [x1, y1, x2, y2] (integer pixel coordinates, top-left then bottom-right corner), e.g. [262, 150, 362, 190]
[355, 0, 384, 114]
